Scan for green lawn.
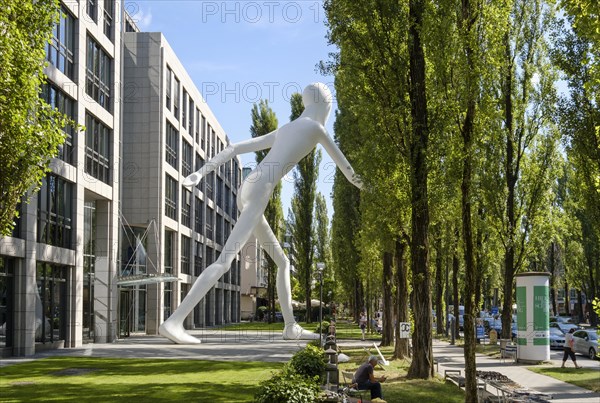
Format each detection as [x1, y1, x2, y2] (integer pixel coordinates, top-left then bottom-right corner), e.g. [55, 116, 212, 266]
[527, 366, 600, 393]
[336, 345, 465, 402]
[0, 357, 282, 402]
[219, 319, 382, 340]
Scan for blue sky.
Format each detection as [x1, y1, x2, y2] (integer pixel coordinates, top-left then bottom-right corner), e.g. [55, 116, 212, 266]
[125, 0, 339, 220]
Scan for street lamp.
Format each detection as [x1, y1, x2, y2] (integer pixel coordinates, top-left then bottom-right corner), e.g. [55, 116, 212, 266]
[317, 262, 325, 346]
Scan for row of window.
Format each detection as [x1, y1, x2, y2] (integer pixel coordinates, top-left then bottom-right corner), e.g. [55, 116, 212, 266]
[164, 174, 233, 245]
[164, 119, 240, 192]
[43, 82, 112, 183]
[165, 67, 235, 164]
[46, 6, 113, 112]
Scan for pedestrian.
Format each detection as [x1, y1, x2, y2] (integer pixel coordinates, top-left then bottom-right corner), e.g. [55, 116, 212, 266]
[359, 312, 367, 341]
[352, 355, 387, 402]
[561, 328, 581, 368]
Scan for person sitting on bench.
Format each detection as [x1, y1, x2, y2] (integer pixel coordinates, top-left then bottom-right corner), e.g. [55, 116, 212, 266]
[353, 355, 387, 402]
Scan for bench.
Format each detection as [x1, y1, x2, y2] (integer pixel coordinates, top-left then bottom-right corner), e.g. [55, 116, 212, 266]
[500, 345, 517, 364]
[340, 371, 367, 401]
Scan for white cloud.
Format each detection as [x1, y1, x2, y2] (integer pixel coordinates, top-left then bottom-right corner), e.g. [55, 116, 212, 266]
[126, 2, 153, 30]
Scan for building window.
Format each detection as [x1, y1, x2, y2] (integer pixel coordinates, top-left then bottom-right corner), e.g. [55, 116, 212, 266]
[216, 214, 223, 245]
[195, 199, 204, 235]
[164, 282, 172, 319]
[181, 187, 191, 228]
[224, 187, 231, 216]
[195, 108, 200, 143]
[205, 173, 214, 200]
[210, 129, 215, 158]
[0, 258, 14, 348]
[164, 230, 174, 274]
[87, 0, 97, 22]
[194, 241, 203, 276]
[189, 100, 195, 134]
[181, 235, 191, 275]
[173, 77, 180, 120]
[46, 5, 75, 79]
[86, 36, 112, 111]
[216, 177, 223, 210]
[182, 140, 192, 177]
[201, 116, 206, 150]
[205, 247, 214, 271]
[42, 84, 75, 164]
[165, 121, 178, 169]
[36, 263, 67, 342]
[182, 89, 187, 129]
[166, 67, 172, 111]
[165, 175, 177, 220]
[85, 113, 111, 184]
[103, 0, 113, 40]
[37, 174, 73, 249]
[206, 206, 214, 241]
[83, 201, 96, 341]
[233, 161, 239, 188]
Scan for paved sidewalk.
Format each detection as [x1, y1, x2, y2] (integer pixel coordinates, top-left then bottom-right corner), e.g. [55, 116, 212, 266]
[433, 339, 600, 402]
[0, 329, 310, 368]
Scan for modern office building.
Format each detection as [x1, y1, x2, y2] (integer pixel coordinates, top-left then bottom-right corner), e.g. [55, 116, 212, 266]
[0, 1, 242, 357]
[120, 25, 243, 335]
[0, 0, 122, 356]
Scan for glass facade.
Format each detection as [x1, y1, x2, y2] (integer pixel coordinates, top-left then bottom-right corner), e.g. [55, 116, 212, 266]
[85, 113, 111, 184]
[36, 263, 67, 343]
[0, 258, 13, 349]
[42, 84, 76, 164]
[165, 122, 178, 169]
[37, 175, 73, 249]
[165, 175, 177, 220]
[47, 5, 75, 79]
[86, 36, 112, 110]
[83, 201, 96, 342]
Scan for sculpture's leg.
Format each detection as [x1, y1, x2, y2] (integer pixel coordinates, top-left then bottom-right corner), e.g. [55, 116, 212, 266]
[160, 201, 265, 344]
[253, 216, 319, 341]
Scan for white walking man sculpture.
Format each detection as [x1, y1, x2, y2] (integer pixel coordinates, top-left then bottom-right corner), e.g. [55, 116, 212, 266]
[159, 82, 362, 344]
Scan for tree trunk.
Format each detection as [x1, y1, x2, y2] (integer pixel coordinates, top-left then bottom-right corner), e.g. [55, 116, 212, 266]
[435, 233, 445, 335]
[407, 0, 432, 379]
[393, 238, 410, 359]
[453, 240, 460, 339]
[460, 1, 478, 392]
[381, 252, 394, 346]
[502, 30, 517, 340]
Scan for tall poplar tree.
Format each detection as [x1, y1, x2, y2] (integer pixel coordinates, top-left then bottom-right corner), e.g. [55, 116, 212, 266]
[249, 100, 283, 322]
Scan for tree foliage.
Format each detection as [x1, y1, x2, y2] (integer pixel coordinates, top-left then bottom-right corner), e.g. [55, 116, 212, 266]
[0, 0, 74, 236]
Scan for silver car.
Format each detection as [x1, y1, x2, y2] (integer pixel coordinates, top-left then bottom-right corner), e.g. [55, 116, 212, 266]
[549, 327, 565, 350]
[572, 329, 598, 360]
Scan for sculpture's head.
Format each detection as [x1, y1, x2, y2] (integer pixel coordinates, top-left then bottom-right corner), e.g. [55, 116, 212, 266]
[301, 82, 332, 125]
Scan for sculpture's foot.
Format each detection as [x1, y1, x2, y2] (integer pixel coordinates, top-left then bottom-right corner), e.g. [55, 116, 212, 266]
[283, 322, 320, 340]
[159, 321, 201, 344]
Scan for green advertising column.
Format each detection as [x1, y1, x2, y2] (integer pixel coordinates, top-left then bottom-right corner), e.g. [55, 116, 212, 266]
[515, 272, 550, 363]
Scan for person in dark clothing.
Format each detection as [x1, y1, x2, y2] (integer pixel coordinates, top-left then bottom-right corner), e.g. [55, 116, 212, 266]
[562, 328, 581, 368]
[353, 355, 387, 401]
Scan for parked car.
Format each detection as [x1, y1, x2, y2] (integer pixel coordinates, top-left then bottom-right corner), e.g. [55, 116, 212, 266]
[572, 329, 598, 360]
[549, 327, 565, 349]
[550, 321, 579, 334]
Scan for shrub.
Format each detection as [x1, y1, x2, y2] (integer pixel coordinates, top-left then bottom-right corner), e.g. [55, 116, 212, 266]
[254, 368, 320, 403]
[315, 320, 330, 334]
[289, 344, 326, 381]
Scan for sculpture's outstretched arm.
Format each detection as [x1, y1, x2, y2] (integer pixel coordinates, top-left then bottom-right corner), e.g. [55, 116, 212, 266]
[183, 129, 278, 187]
[319, 130, 363, 189]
